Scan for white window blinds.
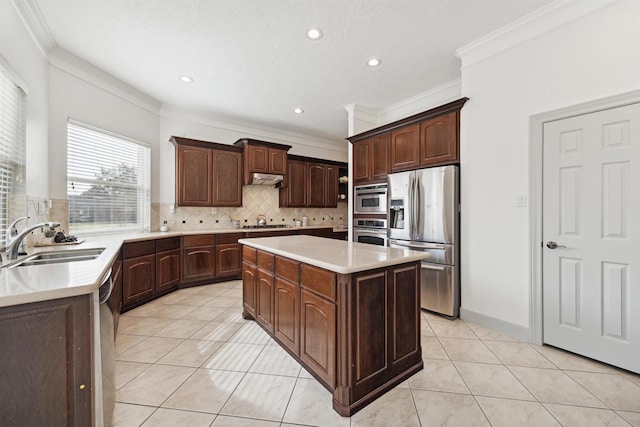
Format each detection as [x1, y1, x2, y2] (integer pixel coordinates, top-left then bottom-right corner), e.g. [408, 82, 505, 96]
[0, 60, 26, 245]
[67, 120, 150, 235]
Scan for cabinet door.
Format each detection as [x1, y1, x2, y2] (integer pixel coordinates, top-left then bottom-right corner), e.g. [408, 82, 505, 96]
[269, 148, 287, 174]
[389, 263, 420, 367]
[275, 277, 299, 355]
[390, 124, 420, 172]
[176, 144, 212, 206]
[0, 295, 91, 426]
[156, 249, 181, 293]
[122, 254, 156, 307]
[325, 165, 339, 208]
[308, 163, 326, 207]
[371, 132, 390, 180]
[256, 268, 275, 333]
[216, 243, 242, 277]
[212, 149, 242, 207]
[246, 145, 269, 173]
[352, 140, 370, 183]
[242, 261, 257, 319]
[182, 246, 216, 283]
[300, 288, 336, 387]
[284, 160, 307, 207]
[420, 111, 458, 166]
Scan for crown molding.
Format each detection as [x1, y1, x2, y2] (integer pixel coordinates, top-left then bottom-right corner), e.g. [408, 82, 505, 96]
[456, 0, 618, 69]
[379, 79, 462, 124]
[11, 0, 56, 57]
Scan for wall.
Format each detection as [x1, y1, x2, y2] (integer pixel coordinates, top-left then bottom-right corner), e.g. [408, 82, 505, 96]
[458, 0, 640, 335]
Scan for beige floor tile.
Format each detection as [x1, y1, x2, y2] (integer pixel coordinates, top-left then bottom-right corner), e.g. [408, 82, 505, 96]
[177, 294, 215, 306]
[617, 410, 640, 426]
[476, 396, 560, 427]
[162, 368, 245, 413]
[408, 359, 469, 394]
[282, 378, 350, 426]
[249, 345, 301, 377]
[227, 321, 271, 345]
[422, 310, 446, 322]
[412, 389, 490, 427]
[117, 364, 195, 406]
[484, 341, 556, 368]
[351, 387, 421, 427]
[534, 345, 620, 373]
[214, 307, 247, 323]
[204, 296, 243, 308]
[153, 319, 209, 339]
[176, 286, 209, 296]
[190, 320, 243, 341]
[509, 366, 606, 408]
[150, 303, 199, 319]
[115, 360, 151, 390]
[622, 371, 640, 387]
[421, 336, 450, 360]
[124, 302, 164, 317]
[439, 337, 501, 364]
[141, 407, 216, 426]
[212, 415, 280, 426]
[454, 361, 535, 400]
[116, 336, 184, 363]
[194, 287, 230, 298]
[202, 342, 264, 371]
[298, 366, 314, 379]
[466, 322, 520, 342]
[544, 403, 631, 426]
[157, 339, 224, 367]
[566, 371, 640, 412]
[421, 320, 435, 337]
[219, 288, 243, 298]
[118, 316, 177, 336]
[181, 306, 228, 321]
[220, 373, 297, 421]
[115, 333, 146, 355]
[429, 319, 478, 339]
[153, 291, 191, 305]
[113, 402, 155, 427]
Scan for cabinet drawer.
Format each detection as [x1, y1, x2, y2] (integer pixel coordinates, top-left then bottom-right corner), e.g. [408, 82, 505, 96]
[243, 246, 257, 264]
[156, 237, 181, 252]
[123, 240, 155, 259]
[300, 264, 336, 301]
[276, 256, 299, 283]
[183, 234, 216, 248]
[217, 232, 242, 245]
[257, 250, 275, 271]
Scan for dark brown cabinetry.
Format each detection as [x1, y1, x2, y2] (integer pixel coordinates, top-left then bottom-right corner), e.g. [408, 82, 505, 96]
[182, 235, 216, 284]
[233, 138, 291, 184]
[280, 155, 345, 208]
[216, 233, 242, 277]
[256, 250, 275, 333]
[274, 256, 300, 355]
[281, 159, 307, 207]
[308, 163, 327, 207]
[172, 136, 243, 207]
[242, 246, 258, 319]
[349, 98, 467, 179]
[0, 295, 92, 426]
[156, 249, 181, 293]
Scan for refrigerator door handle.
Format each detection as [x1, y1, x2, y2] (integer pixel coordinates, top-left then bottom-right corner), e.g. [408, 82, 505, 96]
[412, 174, 420, 239]
[408, 174, 415, 237]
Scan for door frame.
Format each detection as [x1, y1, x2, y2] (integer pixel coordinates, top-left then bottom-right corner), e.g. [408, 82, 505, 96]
[529, 89, 640, 345]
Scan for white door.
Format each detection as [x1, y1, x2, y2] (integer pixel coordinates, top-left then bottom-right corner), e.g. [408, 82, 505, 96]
[543, 102, 640, 373]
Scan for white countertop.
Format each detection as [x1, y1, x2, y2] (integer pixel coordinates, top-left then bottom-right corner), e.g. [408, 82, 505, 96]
[239, 235, 429, 274]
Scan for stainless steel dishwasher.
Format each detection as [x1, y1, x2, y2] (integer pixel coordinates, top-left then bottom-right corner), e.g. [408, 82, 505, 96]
[98, 269, 115, 427]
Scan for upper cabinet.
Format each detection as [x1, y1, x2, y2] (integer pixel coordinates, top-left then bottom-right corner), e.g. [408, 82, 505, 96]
[172, 136, 243, 207]
[349, 98, 467, 180]
[280, 155, 346, 208]
[233, 138, 291, 184]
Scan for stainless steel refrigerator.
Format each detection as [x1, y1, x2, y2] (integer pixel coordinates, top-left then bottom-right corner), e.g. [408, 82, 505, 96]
[387, 165, 459, 318]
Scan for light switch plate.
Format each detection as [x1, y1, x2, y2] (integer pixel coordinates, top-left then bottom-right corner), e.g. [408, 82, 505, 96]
[516, 194, 527, 207]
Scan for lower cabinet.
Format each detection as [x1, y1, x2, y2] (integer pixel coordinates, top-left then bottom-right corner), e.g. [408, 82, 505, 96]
[300, 287, 336, 386]
[274, 277, 299, 355]
[256, 267, 275, 333]
[156, 249, 181, 293]
[123, 253, 156, 307]
[0, 295, 92, 426]
[242, 260, 257, 319]
[216, 233, 242, 278]
[182, 235, 216, 284]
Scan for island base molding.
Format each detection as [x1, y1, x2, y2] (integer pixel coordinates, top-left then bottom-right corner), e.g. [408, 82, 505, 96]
[241, 243, 423, 416]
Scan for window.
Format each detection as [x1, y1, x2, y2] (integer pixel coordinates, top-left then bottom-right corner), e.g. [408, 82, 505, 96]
[0, 58, 27, 245]
[67, 121, 150, 235]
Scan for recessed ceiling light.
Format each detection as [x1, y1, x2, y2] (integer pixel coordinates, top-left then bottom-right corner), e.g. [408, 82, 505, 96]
[306, 28, 323, 40]
[180, 75, 194, 83]
[294, 107, 304, 114]
[367, 58, 381, 67]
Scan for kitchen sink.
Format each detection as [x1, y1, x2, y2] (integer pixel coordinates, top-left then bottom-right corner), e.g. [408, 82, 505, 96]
[8, 248, 105, 268]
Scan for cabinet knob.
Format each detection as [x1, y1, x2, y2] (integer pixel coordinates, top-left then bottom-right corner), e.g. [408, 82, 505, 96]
[79, 384, 86, 390]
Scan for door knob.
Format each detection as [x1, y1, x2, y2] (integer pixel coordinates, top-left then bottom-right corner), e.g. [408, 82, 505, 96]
[546, 241, 566, 249]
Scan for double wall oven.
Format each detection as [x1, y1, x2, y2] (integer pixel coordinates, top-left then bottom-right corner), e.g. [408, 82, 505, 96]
[353, 218, 387, 246]
[353, 183, 388, 246]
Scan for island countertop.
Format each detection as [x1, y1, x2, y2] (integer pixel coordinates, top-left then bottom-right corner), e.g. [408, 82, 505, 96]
[238, 234, 429, 274]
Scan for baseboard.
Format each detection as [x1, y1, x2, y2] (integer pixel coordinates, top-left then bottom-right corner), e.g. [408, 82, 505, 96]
[459, 307, 531, 342]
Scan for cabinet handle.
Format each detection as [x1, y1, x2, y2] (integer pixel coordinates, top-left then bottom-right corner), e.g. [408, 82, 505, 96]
[79, 384, 86, 390]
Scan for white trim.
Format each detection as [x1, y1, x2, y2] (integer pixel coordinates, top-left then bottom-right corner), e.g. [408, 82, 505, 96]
[379, 79, 462, 124]
[459, 307, 530, 342]
[529, 89, 640, 346]
[0, 53, 30, 94]
[456, 0, 618, 69]
[11, 0, 56, 57]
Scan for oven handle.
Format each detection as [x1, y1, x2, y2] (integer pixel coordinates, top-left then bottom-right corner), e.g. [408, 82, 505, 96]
[98, 268, 114, 304]
[389, 240, 445, 250]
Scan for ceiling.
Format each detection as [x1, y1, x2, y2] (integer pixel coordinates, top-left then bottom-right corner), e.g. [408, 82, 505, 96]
[32, 0, 552, 142]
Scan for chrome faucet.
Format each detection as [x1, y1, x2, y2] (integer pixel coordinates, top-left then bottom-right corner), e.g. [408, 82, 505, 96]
[5, 217, 61, 260]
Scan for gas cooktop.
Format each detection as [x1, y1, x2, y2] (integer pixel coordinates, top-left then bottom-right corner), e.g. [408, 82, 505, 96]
[242, 224, 292, 229]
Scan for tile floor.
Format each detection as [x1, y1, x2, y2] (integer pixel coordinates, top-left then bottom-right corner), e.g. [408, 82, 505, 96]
[114, 280, 640, 427]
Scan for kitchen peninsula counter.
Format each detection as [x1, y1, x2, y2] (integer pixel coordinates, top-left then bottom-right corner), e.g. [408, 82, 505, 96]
[239, 235, 428, 416]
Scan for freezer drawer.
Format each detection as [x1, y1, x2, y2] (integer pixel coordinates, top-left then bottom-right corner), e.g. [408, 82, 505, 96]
[420, 261, 459, 318]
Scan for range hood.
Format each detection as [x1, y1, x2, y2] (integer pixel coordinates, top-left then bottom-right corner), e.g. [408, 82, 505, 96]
[250, 172, 284, 186]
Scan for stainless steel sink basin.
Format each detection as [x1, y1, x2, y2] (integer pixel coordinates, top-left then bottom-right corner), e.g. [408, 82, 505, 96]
[9, 248, 105, 268]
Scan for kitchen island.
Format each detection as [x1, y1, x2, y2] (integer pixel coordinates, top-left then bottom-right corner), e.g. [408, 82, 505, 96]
[238, 235, 429, 416]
